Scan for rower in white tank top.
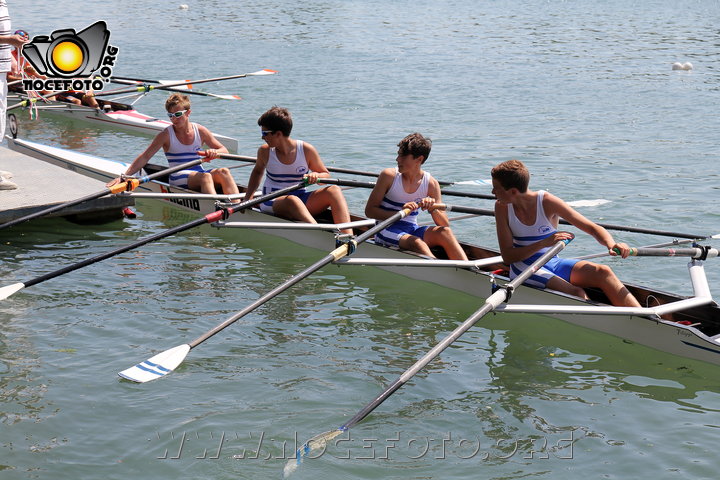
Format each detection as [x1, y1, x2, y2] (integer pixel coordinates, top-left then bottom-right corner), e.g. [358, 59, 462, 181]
[507, 190, 579, 288]
[259, 140, 311, 213]
[165, 123, 208, 188]
[374, 168, 432, 248]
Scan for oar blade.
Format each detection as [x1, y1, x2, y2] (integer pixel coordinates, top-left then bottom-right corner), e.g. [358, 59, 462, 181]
[210, 94, 243, 100]
[250, 69, 278, 76]
[0, 282, 25, 301]
[118, 344, 190, 383]
[284, 429, 344, 478]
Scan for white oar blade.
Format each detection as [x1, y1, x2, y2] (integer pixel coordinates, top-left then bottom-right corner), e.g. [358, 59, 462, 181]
[249, 69, 278, 76]
[159, 80, 191, 90]
[567, 199, 611, 208]
[118, 344, 190, 383]
[0, 282, 25, 300]
[210, 94, 242, 100]
[453, 179, 492, 186]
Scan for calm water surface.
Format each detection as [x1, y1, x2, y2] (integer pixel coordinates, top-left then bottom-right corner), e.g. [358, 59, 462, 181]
[2, 1, 720, 479]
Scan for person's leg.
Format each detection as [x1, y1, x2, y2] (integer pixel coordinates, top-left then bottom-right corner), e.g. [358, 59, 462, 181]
[82, 92, 100, 109]
[422, 226, 468, 261]
[570, 260, 641, 307]
[187, 171, 216, 194]
[545, 275, 589, 300]
[398, 234, 435, 257]
[271, 195, 317, 223]
[210, 167, 240, 198]
[304, 186, 352, 234]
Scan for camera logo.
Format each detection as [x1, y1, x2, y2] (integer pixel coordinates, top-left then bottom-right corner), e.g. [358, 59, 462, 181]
[21, 21, 119, 92]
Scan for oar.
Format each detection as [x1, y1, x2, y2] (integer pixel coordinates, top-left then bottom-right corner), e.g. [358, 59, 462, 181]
[284, 237, 572, 477]
[118, 207, 414, 383]
[213, 152, 487, 188]
[617, 246, 719, 259]
[93, 69, 277, 98]
[7, 89, 69, 111]
[109, 77, 242, 100]
[0, 181, 308, 301]
[0, 158, 208, 231]
[318, 178, 495, 200]
[433, 204, 714, 240]
[573, 234, 720, 260]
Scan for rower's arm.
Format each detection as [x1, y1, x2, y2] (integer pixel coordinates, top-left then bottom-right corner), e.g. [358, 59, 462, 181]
[197, 125, 228, 158]
[125, 131, 168, 176]
[365, 169, 396, 220]
[428, 177, 450, 227]
[244, 147, 268, 201]
[303, 142, 329, 184]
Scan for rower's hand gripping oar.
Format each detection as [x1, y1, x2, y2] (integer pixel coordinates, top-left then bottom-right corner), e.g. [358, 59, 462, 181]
[284, 236, 574, 477]
[118, 207, 414, 383]
[0, 158, 210, 231]
[0, 181, 310, 301]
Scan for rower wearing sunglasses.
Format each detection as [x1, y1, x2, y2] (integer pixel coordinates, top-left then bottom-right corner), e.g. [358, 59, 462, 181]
[107, 93, 239, 198]
[244, 106, 352, 234]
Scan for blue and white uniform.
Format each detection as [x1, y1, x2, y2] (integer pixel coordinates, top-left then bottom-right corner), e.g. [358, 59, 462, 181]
[374, 169, 431, 248]
[507, 190, 579, 288]
[165, 123, 208, 188]
[260, 140, 312, 213]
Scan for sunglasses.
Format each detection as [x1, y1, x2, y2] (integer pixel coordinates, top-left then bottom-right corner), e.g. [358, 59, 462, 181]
[261, 129, 275, 137]
[14, 30, 29, 37]
[167, 109, 188, 118]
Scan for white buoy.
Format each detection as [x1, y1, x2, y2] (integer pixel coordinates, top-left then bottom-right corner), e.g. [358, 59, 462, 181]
[672, 61, 693, 71]
[179, 4, 189, 9]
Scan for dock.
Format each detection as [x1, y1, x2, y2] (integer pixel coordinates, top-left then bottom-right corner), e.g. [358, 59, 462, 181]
[0, 143, 133, 225]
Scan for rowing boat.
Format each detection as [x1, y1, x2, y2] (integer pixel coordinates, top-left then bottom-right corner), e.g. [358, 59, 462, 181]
[6, 136, 720, 366]
[7, 92, 239, 153]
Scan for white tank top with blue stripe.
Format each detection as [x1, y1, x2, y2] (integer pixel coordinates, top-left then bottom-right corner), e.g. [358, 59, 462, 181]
[379, 169, 430, 226]
[164, 124, 205, 169]
[507, 190, 556, 269]
[262, 140, 309, 197]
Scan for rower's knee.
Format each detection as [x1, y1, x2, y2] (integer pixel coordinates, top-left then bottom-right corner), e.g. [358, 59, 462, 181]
[402, 236, 434, 257]
[214, 167, 232, 178]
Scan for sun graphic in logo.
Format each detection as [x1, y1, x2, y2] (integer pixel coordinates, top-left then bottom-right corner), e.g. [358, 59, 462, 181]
[51, 40, 85, 73]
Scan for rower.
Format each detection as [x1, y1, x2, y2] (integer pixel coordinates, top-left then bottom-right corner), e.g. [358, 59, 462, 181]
[364, 133, 469, 261]
[491, 159, 641, 307]
[106, 93, 240, 198]
[243, 106, 352, 235]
